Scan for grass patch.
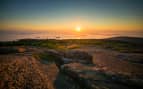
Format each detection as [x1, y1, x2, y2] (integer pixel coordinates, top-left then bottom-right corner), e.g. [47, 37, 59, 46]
[34, 53, 60, 64]
[0, 47, 18, 54]
[0, 39, 142, 53]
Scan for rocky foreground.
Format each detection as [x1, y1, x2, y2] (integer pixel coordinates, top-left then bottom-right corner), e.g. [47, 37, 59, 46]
[0, 46, 143, 89]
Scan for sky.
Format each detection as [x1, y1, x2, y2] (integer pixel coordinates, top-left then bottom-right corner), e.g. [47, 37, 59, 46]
[0, 0, 143, 33]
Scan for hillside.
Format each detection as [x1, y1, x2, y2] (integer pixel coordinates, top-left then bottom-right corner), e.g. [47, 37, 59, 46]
[0, 37, 143, 89]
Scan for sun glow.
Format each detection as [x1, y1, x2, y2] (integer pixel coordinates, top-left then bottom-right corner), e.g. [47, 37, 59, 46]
[75, 26, 81, 32]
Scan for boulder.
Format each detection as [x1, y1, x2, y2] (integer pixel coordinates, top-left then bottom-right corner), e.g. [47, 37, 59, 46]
[62, 51, 93, 64]
[61, 63, 142, 89]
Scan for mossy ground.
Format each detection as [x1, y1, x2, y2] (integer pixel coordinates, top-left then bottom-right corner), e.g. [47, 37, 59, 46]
[0, 39, 142, 53]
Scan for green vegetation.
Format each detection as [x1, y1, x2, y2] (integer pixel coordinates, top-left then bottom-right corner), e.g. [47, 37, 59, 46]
[34, 53, 60, 64]
[0, 39, 142, 53]
[0, 47, 18, 54]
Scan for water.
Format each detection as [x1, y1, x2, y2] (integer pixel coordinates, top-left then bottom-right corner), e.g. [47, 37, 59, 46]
[0, 30, 143, 41]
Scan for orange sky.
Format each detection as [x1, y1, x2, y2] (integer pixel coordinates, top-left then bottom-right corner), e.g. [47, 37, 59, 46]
[1, 0, 143, 34]
[1, 18, 143, 33]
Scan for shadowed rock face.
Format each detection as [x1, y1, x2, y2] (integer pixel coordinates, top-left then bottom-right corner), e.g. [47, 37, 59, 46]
[61, 63, 143, 89]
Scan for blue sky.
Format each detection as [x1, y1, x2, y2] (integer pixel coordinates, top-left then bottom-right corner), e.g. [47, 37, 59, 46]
[0, 0, 143, 32]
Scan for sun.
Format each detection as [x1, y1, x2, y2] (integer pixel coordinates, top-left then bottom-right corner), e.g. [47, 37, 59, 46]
[75, 26, 81, 32]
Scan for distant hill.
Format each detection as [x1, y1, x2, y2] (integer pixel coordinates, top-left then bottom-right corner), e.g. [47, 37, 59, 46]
[105, 36, 143, 44]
